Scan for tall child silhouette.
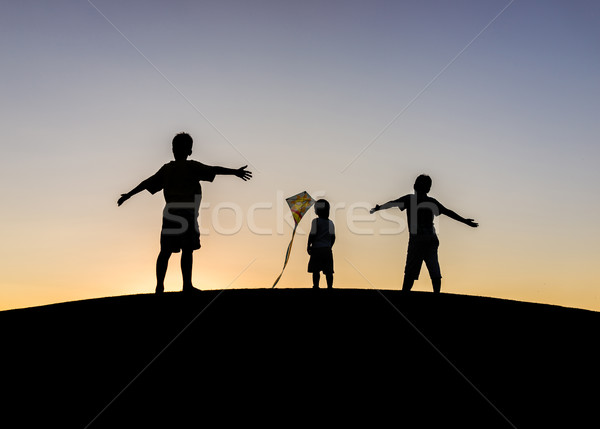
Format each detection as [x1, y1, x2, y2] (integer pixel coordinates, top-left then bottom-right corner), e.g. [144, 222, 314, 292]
[370, 175, 477, 293]
[118, 132, 252, 294]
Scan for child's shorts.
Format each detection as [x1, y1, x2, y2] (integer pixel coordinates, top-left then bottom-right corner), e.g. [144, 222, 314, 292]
[404, 235, 441, 280]
[160, 207, 201, 253]
[308, 247, 334, 274]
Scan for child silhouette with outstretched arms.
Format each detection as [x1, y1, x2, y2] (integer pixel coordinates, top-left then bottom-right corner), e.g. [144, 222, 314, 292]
[307, 199, 335, 289]
[118, 132, 252, 294]
[370, 174, 477, 293]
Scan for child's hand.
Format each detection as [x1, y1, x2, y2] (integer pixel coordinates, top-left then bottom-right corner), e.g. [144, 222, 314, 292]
[465, 219, 479, 228]
[236, 165, 252, 181]
[369, 204, 380, 214]
[117, 193, 130, 206]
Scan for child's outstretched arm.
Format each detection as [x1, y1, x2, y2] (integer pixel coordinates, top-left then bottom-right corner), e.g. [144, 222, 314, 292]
[441, 206, 478, 228]
[117, 180, 150, 206]
[213, 165, 252, 181]
[370, 200, 401, 214]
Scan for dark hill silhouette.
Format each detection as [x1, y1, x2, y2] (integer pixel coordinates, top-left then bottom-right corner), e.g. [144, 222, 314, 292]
[1, 289, 598, 427]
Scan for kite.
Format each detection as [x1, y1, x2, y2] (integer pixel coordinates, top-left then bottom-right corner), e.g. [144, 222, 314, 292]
[272, 191, 315, 288]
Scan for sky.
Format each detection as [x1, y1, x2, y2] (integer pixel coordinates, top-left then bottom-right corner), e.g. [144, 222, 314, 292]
[1, 0, 599, 311]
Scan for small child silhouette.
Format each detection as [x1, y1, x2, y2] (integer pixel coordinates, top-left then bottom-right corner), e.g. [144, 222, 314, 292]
[118, 132, 252, 294]
[307, 199, 335, 289]
[370, 174, 477, 293]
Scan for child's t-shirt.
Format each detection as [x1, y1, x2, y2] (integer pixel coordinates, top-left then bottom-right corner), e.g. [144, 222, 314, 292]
[310, 218, 335, 249]
[143, 160, 216, 203]
[393, 194, 447, 236]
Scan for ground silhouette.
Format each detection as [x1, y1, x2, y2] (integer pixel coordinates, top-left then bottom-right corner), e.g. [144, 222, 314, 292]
[2, 289, 598, 427]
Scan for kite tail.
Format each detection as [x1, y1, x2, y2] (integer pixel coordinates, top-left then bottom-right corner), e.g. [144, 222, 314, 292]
[272, 224, 298, 288]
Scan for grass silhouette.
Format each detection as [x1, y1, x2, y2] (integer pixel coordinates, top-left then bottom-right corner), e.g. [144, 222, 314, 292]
[2, 289, 598, 427]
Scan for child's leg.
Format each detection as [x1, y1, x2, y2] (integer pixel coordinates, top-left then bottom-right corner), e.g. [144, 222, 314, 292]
[312, 272, 320, 289]
[403, 240, 423, 292]
[156, 249, 172, 293]
[181, 249, 194, 290]
[402, 276, 415, 292]
[423, 239, 442, 293]
[325, 273, 333, 289]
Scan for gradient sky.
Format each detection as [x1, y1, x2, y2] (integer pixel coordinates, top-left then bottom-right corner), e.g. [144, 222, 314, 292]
[1, 0, 599, 311]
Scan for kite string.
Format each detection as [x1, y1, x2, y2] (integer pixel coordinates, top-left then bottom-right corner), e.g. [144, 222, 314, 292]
[272, 224, 298, 288]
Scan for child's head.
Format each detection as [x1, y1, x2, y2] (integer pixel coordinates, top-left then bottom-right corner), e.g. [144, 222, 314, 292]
[314, 199, 330, 219]
[414, 174, 432, 194]
[172, 132, 193, 160]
